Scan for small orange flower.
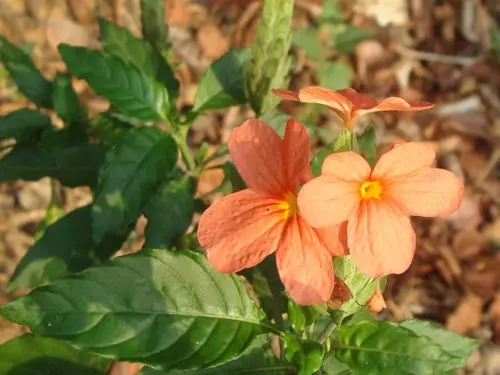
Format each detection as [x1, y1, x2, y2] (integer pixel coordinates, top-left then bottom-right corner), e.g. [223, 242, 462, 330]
[272, 86, 434, 130]
[297, 142, 463, 278]
[197, 119, 347, 305]
[367, 285, 386, 313]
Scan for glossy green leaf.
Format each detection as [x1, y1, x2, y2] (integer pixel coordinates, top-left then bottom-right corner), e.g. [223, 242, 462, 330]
[285, 336, 324, 375]
[88, 113, 133, 147]
[317, 61, 351, 91]
[400, 320, 480, 361]
[319, 0, 343, 24]
[1, 250, 271, 370]
[0, 334, 110, 375]
[98, 17, 178, 99]
[92, 126, 177, 242]
[322, 354, 352, 375]
[334, 321, 469, 375]
[59, 44, 170, 121]
[0, 109, 51, 141]
[0, 36, 53, 108]
[0, 142, 106, 187]
[143, 173, 194, 248]
[293, 28, 321, 61]
[357, 125, 376, 165]
[52, 72, 86, 123]
[333, 27, 373, 55]
[194, 49, 250, 111]
[140, 0, 168, 52]
[330, 256, 377, 322]
[7, 204, 131, 292]
[137, 336, 289, 374]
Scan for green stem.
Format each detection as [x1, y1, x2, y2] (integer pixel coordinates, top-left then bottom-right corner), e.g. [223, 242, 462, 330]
[315, 319, 336, 344]
[172, 130, 196, 172]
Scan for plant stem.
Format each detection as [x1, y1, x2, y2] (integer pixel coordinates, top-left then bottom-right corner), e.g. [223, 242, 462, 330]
[172, 130, 196, 173]
[315, 319, 336, 344]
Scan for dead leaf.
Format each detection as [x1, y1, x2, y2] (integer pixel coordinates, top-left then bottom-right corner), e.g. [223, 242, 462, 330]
[197, 24, 229, 61]
[446, 293, 483, 335]
[446, 189, 482, 231]
[165, 0, 192, 28]
[452, 230, 486, 260]
[46, 16, 98, 53]
[327, 276, 352, 310]
[460, 151, 488, 182]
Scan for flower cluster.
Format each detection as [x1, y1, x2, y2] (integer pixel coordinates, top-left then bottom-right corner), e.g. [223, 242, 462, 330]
[197, 86, 463, 306]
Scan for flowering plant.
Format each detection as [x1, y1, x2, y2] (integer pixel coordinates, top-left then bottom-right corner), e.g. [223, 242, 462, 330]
[0, 1, 479, 374]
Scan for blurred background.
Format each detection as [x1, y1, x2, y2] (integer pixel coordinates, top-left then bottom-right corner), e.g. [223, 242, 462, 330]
[0, 0, 499, 373]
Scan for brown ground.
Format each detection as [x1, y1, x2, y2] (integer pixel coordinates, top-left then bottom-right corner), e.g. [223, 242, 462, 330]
[1, 0, 500, 374]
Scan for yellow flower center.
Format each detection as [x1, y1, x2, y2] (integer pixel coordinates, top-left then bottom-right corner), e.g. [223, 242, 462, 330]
[360, 181, 383, 200]
[278, 191, 298, 220]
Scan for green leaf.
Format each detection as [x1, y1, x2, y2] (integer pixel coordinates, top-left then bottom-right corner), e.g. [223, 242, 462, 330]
[0, 36, 53, 108]
[88, 113, 133, 147]
[0, 334, 111, 375]
[7, 204, 130, 291]
[260, 111, 292, 138]
[285, 336, 324, 375]
[143, 172, 194, 248]
[357, 125, 376, 165]
[194, 49, 250, 111]
[287, 299, 320, 335]
[0, 109, 51, 141]
[52, 72, 86, 123]
[319, 0, 343, 24]
[322, 354, 352, 375]
[59, 44, 170, 121]
[137, 336, 289, 374]
[310, 148, 334, 177]
[334, 321, 469, 375]
[140, 0, 168, 52]
[400, 320, 480, 360]
[240, 254, 286, 323]
[92, 126, 177, 242]
[333, 27, 373, 55]
[34, 180, 65, 241]
[98, 17, 178, 100]
[1, 250, 271, 370]
[331, 256, 377, 321]
[0, 141, 106, 188]
[293, 28, 321, 61]
[317, 61, 351, 91]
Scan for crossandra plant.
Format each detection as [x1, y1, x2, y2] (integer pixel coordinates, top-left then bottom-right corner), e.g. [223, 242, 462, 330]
[0, 0, 480, 374]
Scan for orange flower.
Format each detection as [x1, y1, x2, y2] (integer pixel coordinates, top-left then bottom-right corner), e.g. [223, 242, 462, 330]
[367, 285, 386, 313]
[272, 86, 434, 130]
[297, 142, 463, 278]
[197, 119, 347, 305]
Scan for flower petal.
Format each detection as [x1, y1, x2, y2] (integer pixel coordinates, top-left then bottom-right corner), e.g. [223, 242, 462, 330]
[316, 221, 349, 256]
[371, 142, 436, 181]
[297, 86, 353, 120]
[271, 88, 300, 102]
[298, 176, 360, 228]
[336, 88, 377, 109]
[388, 167, 464, 217]
[357, 97, 434, 117]
[282, 119, 313, 189]
[198, 189, 284, 273]
[276, 216, 335, 305]
[229, 119, 286, 197]
[348, 200, 416, 278]
[322, 151, 372, 181]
